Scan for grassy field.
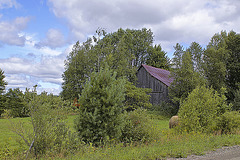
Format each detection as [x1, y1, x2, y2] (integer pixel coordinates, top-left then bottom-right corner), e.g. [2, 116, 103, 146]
[0, 114, 240, 160]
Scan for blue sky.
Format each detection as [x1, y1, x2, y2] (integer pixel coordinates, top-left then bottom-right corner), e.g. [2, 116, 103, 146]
[0, 0, 240, 95]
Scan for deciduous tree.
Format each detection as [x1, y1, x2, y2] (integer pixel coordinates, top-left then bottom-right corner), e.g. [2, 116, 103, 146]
[169, 43, 206, 112]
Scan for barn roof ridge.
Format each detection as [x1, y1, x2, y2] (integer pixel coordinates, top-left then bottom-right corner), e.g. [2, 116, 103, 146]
[140, 64, 174, 87]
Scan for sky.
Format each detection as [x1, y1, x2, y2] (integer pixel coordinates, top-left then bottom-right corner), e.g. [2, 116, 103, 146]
[0, 0, 240, 95]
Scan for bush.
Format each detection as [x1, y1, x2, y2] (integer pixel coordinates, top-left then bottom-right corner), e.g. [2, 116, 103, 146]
[124, 81, 152, 111]
[74, 67, 126, 145]
[178, 86, 231, 133]
[120, 109, 155, 143]
[149, 102, 176, 118]
[215, 111, 240, 134]
[11, 93, 71, 158]
[5, 88, 29, 118]
[232, 89, 240, 111]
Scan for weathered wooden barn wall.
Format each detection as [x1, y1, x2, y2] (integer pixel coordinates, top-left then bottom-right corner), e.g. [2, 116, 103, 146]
[136, 65, 171, 105]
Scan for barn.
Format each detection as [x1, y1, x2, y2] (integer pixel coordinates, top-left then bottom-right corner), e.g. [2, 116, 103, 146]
[136, 64, 174, 105]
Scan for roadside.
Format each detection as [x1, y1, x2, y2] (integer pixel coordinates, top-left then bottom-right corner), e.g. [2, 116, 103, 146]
[167, 145, 240, 160]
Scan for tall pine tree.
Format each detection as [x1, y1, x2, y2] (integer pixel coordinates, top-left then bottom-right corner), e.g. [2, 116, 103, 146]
[0, 69, 7, 116]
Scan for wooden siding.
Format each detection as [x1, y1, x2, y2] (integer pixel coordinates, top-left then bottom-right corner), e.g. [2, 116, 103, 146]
[137, 66, 169, 104]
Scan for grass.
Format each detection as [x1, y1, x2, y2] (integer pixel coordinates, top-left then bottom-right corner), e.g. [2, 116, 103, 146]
[0, 114, 240, 160]
[65, 130, 240, 160]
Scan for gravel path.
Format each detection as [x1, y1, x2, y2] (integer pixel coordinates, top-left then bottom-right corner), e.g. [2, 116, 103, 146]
[167, 145, 240, 160]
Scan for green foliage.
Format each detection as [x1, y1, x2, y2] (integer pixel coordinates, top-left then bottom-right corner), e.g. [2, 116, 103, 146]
[215, 111, 240, 134]
[149, 102, 176, 117]
[225, 31, 240, 103]
[202, 31, 240, 106]
[11, 92, 71, 157]
[74, 67, 126, 144]
[232, 89, 240, 111]
[146, 44, 171, 70]
[178, 86, 231, 133]
[5, 88, 29, 118]
[61, 40, 95, 100]
[1, 113, 240, 159]
[0, 69, 7, 94]
[203, 47, 228, 92]
[120, 109, 157, 143]
[61, 28, 169, 100]
[124, 81, 152, 110]
[0, 69, 7, 116]
[169, 43, 206, 110]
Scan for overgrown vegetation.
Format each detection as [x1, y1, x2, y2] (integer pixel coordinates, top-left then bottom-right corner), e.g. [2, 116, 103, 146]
[178, 86, 231, 133]
[0, 28, 239, 159]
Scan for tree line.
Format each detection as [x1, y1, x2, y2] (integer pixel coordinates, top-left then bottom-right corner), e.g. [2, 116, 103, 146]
[0, 28, 239, 118]
[61, 28, 239, 112]
[169, 31, 240, 112]
[0, 28, 239, 158]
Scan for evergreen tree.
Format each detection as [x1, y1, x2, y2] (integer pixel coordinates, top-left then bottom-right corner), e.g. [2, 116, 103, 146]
[146, 45, 171, 70]
[0, 69, 7, 116]
[74, 66, 126, 144]
[5, 88, 29, 117]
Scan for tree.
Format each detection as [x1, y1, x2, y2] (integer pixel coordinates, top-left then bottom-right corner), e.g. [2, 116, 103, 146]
[169, 43, 206, 111]
[5, 88, 29, 117]
[124, 81, 152, 111]
[11, 92, 70, 158]
[186, 42, 204, 74]
[178, 86, 231, 133]
[203, 31, 229, 92]
[225, 31, 240, 103]
[74, 66, 126, 144]
[146, 45, 171, 70]
[61, 28, 163, 101]
[0, 69, 7, 116]
[61, 40, 95, 100]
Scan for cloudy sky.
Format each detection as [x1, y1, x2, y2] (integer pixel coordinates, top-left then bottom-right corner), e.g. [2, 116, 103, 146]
[0, 0, 239, 95]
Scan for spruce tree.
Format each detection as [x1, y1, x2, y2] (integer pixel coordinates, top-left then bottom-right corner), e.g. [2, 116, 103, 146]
[0, 69, 7, 116]
[74, 66, 126, 144]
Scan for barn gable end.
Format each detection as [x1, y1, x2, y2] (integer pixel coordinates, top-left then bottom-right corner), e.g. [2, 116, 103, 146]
[136, 64, 174, 105]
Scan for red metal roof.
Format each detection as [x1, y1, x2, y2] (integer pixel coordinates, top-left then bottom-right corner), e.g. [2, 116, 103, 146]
[141, 64, 174, 87]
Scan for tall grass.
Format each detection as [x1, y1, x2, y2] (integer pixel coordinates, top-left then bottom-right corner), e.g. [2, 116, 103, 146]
[0, 114, 239, 160]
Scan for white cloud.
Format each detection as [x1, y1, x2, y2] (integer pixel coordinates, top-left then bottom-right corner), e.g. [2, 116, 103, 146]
[48, 0, 240, 50]
[0, 46, 71, 94]
[21, 33, 63, 56]
[35, 28, 66, 49]
[0, 17, 30, 46]
[0, 0, 20, 9]
[2, 0, 240, 95]
[0, 55, 65, 84]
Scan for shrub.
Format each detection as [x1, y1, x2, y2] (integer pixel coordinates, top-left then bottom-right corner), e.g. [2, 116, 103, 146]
[215, 111, 240, 134]
[232, 89, 240, 111]
[74, 67, 126, 145]
[149, 102, 176, 118]
[120, 109, 155, 143]
[124, 81, 152, 111]
[5, 88, 29, 118]
[178, 86, 231, 133]
[11, 93, 71, 158]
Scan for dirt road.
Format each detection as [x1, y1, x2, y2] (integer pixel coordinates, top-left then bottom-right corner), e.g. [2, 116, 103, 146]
[167, 145, 240, 160]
